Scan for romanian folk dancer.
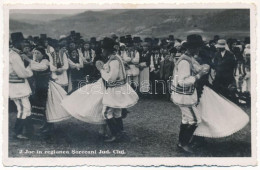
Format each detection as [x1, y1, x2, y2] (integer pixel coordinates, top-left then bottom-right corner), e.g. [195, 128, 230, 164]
[23, 45, 71, 139]
[9, 32, 33, 139]
[171, 34, 211, 153]
[61, 37, 139, 142]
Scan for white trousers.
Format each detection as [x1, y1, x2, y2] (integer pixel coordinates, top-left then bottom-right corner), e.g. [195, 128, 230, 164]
[12, 97, 31, 119]
[179, 106, 201, 125]
[102, 106, 122, 119]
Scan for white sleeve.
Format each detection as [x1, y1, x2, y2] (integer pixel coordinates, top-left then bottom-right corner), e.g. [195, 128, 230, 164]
[132, 52, 140, 64]
[11, 52, 33, 78]
[100, 60, 119, 82]
[177, 60, 196, 87]
[30, 59, 49, 71]
[61, 52, 69, 70]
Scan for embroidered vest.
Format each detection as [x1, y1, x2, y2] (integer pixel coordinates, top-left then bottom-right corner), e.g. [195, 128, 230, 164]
[106, 54, 127, 87]
[171, 54, 196, 95]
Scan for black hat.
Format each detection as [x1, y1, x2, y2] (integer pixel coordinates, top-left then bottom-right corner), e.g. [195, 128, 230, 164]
[90, 37, 96, 44]
[183, 34, 204, 49]
[168, 35, 174, 41]
[133, 37, 142, 43]
[75, 33, 82, 39]
[244, 37, 250, 44]
[70, 31, 76, 35]
[144, 37, 152, 43]
[27, 35, 33, 41]
[11, 32, 24, 44]
[126, 35, 132, 39]
[214, 35, 220, 41]
[101, 37, 116, 51]
[40, 34, 47, 40]
[152, 38, 159, 45]
[120, 36, 126, 43]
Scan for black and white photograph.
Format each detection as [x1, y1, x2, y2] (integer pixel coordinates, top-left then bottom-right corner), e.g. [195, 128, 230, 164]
[2, 2, 258, 167]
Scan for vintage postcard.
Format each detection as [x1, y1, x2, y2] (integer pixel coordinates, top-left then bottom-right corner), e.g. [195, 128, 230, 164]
[1, 1, 258, 167]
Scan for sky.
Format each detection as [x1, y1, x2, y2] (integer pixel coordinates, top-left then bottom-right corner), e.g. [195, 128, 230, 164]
[9, 9, 103, 15]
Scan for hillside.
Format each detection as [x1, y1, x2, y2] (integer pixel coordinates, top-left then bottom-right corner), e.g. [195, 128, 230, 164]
[9, 9, 250, 40]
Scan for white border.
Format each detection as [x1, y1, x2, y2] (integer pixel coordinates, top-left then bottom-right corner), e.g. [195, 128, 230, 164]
[1, 0, 259, 167]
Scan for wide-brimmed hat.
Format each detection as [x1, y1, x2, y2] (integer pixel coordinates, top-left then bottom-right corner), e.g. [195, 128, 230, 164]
[133, 37, 142, 43]
[11, 32, 24, 44]
[101, 37, 116, 50]
[215, 39, 227, 48]
[40, 34, 47, 40]
[183, 34, 204, 49]
[90, 37, 97, 44]
[120, 36, 126, 43]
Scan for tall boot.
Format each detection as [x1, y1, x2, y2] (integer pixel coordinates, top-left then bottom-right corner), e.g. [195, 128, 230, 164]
[14, 118, 23, 135]
[14, 119, 28, 140]
[24, 116, 34, 138]
[121, 109, 129, 119]
[177, 124, 197, 153]
[178, 124, 188, 147]
[104, 119, 118, 143]
[115, 117, 124, 132]
[41, 123, 54, 134]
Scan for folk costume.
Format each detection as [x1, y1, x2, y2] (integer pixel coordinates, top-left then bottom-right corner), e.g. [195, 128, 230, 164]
[139, 47, 151, 93]
[9, 45, 33, 139]
[81, 47, 96, 81]
[61, 38, 138, 142]
[171, 34, 209, 153]
[31, 47, 71, 136]
[150, 51, 163, 95]
[47, 46, 69, 90]
[68, 49, 84, 92]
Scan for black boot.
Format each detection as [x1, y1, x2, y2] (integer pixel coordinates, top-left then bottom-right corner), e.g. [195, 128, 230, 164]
[24, 116, 34, 138]
[115, 117, 124, 132]
[177, 124, 188, 147]
[177, 124, 197, 153]
[104, 119, 118, 143]
[41, 123, 54, 134]
[14, 119, 28, 140]
[121, 109, 129, 119]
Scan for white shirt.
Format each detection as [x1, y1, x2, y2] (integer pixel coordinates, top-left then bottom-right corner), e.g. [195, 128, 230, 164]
[221, 50, 226, 57]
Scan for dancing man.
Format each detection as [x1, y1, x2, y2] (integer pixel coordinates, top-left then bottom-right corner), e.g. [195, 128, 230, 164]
[171, 34, 210, 153]
[9, 32, 33, 139]
[96, 37, 139, 142]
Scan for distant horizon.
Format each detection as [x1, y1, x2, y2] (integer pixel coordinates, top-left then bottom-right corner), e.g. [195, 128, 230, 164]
[10, 9, 105, 15]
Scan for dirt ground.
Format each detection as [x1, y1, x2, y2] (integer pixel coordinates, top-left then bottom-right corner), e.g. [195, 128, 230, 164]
[8, 97, 251, 157]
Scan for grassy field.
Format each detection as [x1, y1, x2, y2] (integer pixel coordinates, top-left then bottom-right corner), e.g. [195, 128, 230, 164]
[8, 97, 251, 157]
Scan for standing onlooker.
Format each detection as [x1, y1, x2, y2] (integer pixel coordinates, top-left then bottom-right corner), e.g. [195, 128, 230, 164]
[159, 49, 174, 99]
[150, 46, 163, 95]
[212, 39, 237, 103]
[68, 49, 84, 92]
[139, 42, 151, 93]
